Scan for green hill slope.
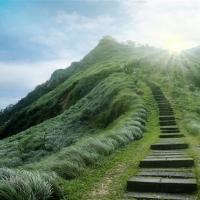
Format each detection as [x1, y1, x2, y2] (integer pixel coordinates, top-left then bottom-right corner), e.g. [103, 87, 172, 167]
[0, 37, 157, 138]
[1, 37, 200, 199]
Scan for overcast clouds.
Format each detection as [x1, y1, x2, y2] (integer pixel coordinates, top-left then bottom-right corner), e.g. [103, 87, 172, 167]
[0, 0, 199, 109]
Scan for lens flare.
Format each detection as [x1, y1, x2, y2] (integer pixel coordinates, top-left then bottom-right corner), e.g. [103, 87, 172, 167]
[163, 35, 186, 55]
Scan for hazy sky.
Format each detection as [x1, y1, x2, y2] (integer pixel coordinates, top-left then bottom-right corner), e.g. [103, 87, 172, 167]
[0, 0, 200, 109]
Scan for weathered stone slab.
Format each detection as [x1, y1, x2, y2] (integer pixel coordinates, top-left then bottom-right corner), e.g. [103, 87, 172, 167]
[140, 168, 193, 173]
[149, 152, 186, 156]
[160, 127, 179, 131]
[138, 170, 194, 178]
[161, 130, 180, 133]
[127, 176, 197, 193]
[160, 121, 177, 126]
[159, 116, 176, 121]
[151, 143, 188, 150]
[139, 157, 194, 168]
[124, 192, 196, 200]
[150, 150, 186, 155]
[146, 155, 190, 159]
[160, 134, 184, 138]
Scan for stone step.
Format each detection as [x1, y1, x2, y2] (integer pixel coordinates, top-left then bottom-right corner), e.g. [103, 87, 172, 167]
[149, 153, 186, 156]
[124, 192, 196, 200]
[160, 121, 177, 126]
[155, 99, 168, 101]
[151, 149, 186, 153]
[138, 171, 195, 178]
[157, 140, 184, 144]
[158, 106, 172, 109]
[159, 118, 176, 122]
[158, 107, 173, 110]
[160, 134, 184, 138]
[160, 113, 175, 117]
[151, 143, 188, 150]
[158, 105, 172, 108]
[127, 176, 197, 193]
[159, 112, 175, 116]
[157, 102, 171, 104]
[161, 130, 180, 133]
[160, 127, 179, 131]
[150, 150, 186, 153]
[139, 168, 193, 173]
[159, 116, 176, 121]
[159, 111, 174, 114]
[146, 155, 190, 159]
[158, 138, 183, 142]
[139, 157, 194, 168]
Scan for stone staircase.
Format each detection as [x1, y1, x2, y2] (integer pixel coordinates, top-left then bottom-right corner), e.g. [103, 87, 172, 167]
[123, 86, 197, 199]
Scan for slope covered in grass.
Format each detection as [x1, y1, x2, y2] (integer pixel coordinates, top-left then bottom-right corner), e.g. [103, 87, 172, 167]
[1, 36, 200, 199]
[0, 37, 158, 138]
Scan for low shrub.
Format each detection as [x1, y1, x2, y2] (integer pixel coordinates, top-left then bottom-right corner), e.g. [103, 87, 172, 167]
[50, 161, 84, 180]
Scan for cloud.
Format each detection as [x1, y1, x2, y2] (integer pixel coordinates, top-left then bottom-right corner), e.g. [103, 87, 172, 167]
[118, 0, 200, 48]
[1, 0, 200, 109]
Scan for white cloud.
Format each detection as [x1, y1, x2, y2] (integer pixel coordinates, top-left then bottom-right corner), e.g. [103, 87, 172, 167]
[117, 0, 200, 48]
[1, 0, 200, 108]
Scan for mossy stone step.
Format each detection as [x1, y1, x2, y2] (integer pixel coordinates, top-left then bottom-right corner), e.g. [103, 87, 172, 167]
[159, 112, 174, 115]
[160, 121, 177, 126]
[124, 192, 196, 200]
[161, 130, 180, 133]
[157, 99, 169, 101]
[157, 101, 171, 103]
[158, 107, 173, 110]
[149, 152, 186, 156]
[160, 134, 184, 138]
[127, 176, 197, 193]
[157, 105, 172, 108]
[159, 113, 175, 117]
[138, 170, 195, 178]
[151, 143, 188, 150]
[159, 116, 176, 121]
[159, 118, 176, 122]
[160, 132, 183, 135]
[160, 127, 179, 131]
[159, 112, 175, 115]
[140, 168, 193, 173]
[146, 155, 190, 159]
[157, 105, 171, 107]
[150, 150, 186, 155]
[139, 157, 194, 168]
[158, 138, 183, 142]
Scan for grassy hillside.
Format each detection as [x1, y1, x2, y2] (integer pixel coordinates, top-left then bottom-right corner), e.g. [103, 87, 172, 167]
[0, 37, 158, 138]
[1, 37, 200, 199]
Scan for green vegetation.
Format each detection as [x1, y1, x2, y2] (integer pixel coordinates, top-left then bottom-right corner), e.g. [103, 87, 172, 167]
[61, 86, 159, 200]
[0, 168, 62, 200]
[1, 36, 200, 199]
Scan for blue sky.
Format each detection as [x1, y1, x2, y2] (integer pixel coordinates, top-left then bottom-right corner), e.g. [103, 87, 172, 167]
[0, 0, 200, 109]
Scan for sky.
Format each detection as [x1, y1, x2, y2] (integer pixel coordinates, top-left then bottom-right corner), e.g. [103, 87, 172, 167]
[0, 0, 200, 109]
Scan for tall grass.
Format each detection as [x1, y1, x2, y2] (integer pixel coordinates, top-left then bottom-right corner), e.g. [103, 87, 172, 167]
[0, 168, 62, 200]
[29, 106, 147, 180]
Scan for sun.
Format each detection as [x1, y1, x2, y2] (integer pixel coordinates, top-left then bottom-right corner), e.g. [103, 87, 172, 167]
[162, 34, 186, 55]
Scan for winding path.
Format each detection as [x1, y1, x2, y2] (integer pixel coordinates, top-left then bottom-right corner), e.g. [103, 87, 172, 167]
[124, 85, 197, 199]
